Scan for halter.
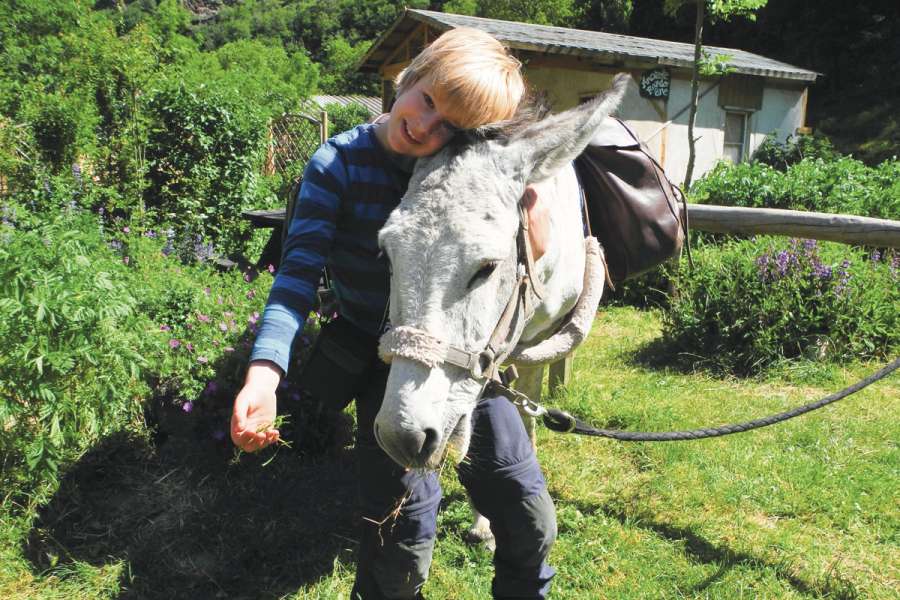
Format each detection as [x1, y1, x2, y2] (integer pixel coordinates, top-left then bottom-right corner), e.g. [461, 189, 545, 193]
[378, 203, 543, 385]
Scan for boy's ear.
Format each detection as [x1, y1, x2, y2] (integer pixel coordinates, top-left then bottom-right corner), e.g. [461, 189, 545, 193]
[505, 73, 629, 184]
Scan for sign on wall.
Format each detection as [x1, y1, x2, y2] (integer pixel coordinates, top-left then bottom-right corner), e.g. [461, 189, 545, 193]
[639, 68, 670, 100]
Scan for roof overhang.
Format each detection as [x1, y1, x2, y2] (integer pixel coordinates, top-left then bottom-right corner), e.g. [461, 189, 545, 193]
[358, 9, 819, 84]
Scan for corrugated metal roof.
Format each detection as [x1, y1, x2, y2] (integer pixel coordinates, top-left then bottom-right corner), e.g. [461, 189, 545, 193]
[309, 95, 383, 117]
[362, 9, 818, 83]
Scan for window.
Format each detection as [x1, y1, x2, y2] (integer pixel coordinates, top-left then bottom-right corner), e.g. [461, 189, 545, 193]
[724, 111, 747, 163]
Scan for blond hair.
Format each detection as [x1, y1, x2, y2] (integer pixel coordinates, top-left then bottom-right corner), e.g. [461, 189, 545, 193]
[395, 27, 524, 130]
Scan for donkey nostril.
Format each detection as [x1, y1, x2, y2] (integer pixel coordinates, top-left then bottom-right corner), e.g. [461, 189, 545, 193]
[419, 427, 440, 459]
[404, 427, 442, 463]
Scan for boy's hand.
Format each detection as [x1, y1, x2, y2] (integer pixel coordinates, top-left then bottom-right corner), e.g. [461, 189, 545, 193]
[522, 185, 550, 261]
[231, 362, 282, 452]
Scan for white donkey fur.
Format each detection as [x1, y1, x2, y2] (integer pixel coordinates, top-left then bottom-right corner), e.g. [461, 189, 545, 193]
[374, 74, 628, 471]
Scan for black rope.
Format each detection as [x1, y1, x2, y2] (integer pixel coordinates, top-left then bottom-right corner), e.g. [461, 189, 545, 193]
[542, 356, 900, 441]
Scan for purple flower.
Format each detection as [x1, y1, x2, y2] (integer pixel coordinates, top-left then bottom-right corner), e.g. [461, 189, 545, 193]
[197, 356, 208, 364]
[870, 250, 882, 263]
[109, 240, 123, 251]
[204, 287, 211, 296]
[267, 264, 276, 274]
[246, 289, 256, 300]
[123, 226, 130, 234]
[219, 322, 228, 332]
[243, 272, 251, 283]
[812, 261, 832, 280]
[186, 342, 194, 352]
[181, 401, 193, 414]
[160, 324, 171, 332]
[204, 381, 219, 395]
[248, 312, 260, 325]
[223, 346, 235, 353]
[197, 314, 210, 323]
[144, 229, 158, 238]
[169, 339, 181, 349]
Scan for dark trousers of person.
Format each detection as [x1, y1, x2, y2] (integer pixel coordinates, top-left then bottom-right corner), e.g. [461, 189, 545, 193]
[350, 363, 557, 599]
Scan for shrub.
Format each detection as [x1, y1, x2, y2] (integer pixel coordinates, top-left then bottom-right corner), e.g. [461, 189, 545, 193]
[325, 101, 373, 136]
[751, 132, 839, 170]
[662, 236, 899, 375]
[691, 155, 900, 221]
[144, 81, 269, 258]
[0, 208, 149, 492]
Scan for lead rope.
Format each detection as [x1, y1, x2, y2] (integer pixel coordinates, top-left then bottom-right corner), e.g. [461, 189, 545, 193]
[488, 356, 899, 441]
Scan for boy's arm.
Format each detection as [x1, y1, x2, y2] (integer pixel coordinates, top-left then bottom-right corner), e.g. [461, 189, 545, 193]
[232, 142, 347, 452]
[249, 142, 347, 374]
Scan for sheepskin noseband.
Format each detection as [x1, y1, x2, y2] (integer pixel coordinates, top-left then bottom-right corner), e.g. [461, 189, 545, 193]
[378, 325, 447, 369]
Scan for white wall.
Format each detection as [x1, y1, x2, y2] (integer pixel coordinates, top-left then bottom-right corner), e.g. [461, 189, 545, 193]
[525, 65, 809, 186]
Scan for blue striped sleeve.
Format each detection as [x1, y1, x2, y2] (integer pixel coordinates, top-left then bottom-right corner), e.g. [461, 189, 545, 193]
[250, 141, 348, 374]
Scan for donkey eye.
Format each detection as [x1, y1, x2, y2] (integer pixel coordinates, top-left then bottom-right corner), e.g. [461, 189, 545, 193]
[467, 261, 498, 289]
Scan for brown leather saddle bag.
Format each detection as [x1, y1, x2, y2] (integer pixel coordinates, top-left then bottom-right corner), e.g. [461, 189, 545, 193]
[574, 117, 687, 284]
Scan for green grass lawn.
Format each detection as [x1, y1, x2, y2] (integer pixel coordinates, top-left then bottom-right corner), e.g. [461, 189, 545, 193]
[3, 307, 897, 599]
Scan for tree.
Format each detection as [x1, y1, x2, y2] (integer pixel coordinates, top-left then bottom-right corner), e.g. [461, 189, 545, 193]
[663, 0, 766, 188]
[441, 0, 581, 26]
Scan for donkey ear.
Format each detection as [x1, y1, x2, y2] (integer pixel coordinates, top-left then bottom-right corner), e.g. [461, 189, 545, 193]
[507, 73, 630, 184]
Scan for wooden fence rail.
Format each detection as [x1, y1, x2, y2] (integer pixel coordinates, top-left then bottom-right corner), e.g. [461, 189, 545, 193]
[242, 204, 900, 398]
[686, 204, 900, 248]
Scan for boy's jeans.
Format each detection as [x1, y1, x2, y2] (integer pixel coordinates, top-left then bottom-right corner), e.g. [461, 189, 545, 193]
[351, 363, 557, 599]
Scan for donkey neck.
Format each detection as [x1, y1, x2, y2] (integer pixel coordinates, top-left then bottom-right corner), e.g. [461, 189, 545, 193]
[521, 163, 587, 344]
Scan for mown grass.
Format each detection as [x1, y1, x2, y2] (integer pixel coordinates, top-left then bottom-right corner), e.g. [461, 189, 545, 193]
[2, 307, 897, 599]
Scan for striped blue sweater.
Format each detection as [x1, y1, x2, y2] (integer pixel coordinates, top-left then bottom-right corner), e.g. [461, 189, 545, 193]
[251, 124, 414, 374]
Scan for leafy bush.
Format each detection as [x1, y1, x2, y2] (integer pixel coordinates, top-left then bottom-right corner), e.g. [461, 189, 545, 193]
[325, 101, 374, 135]
[691, 155, 900, 221]
[662, 236, 899, 375]
[144, 81, 269, 258]
[751, 132, 839, 170]
[0, 208, 149, 492]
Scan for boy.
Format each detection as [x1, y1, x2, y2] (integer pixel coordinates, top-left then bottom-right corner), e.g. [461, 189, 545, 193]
[232, 27, 555, 599]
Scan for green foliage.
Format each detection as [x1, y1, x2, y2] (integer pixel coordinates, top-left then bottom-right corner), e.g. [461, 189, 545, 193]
[318, 36, 375, 95]
[662, 237, 899, 375]
[443, 0, 581, 25]
[750, 132, 839, 170]
[173, 39, 318, 116]
[21, 94, 82, 174]
[325, 102, 374, 136]
[690, 155, 900, 220]
[0, 208, 149, 491]
[664, 0, 767, 22]
[144, 81, 269, 257]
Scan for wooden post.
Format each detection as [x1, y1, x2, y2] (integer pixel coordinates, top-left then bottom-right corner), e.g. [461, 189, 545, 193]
[320, 110, 329, 144]
[548, 356, 572, 396]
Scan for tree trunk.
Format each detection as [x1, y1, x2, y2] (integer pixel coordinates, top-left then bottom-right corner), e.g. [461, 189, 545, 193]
[684, 0, 705, 189]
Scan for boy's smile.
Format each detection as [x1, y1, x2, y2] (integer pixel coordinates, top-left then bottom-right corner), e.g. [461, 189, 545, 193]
[376, 77, 459, 158]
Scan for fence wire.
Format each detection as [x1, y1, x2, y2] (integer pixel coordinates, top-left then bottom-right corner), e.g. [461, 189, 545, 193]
[266, 112, 323, 175]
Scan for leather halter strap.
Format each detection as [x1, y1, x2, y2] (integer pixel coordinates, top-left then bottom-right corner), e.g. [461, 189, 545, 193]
[379, 202, 541, 382]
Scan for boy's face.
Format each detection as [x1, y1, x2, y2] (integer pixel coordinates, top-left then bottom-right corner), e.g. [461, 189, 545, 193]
[380, 77, 460, 158]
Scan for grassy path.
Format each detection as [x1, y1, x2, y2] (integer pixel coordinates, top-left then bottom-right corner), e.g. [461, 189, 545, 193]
[3, 307, 897, 599]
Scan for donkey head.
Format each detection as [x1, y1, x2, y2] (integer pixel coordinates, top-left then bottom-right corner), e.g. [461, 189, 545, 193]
[374, 74, 628, 469]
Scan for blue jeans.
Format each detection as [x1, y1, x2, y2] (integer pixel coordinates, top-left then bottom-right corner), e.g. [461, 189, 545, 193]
[351, 364, 556, 599]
